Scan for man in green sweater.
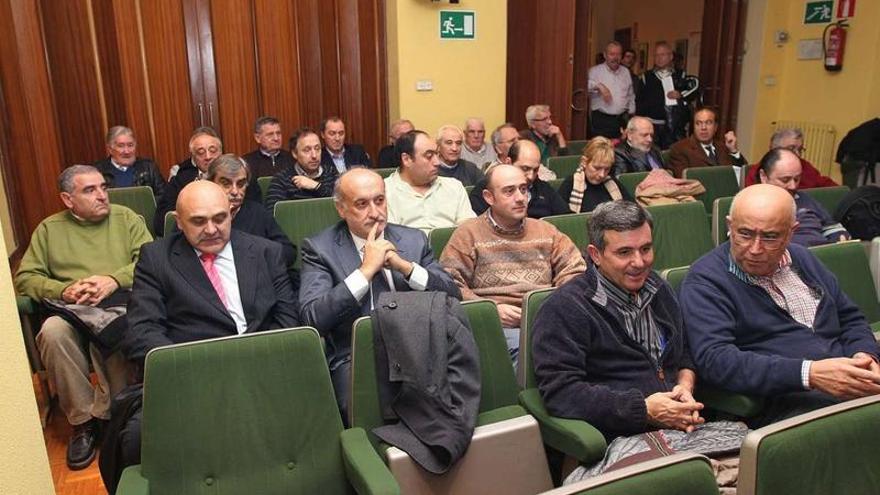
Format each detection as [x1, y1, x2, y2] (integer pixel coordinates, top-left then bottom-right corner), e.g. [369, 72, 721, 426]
[15, 165, 152, 470]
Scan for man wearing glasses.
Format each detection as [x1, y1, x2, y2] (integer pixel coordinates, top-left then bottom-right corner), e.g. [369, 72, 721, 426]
[743, 128, 838, 188]
[680, 184, 880, 428]
[521, 104, 569, 163]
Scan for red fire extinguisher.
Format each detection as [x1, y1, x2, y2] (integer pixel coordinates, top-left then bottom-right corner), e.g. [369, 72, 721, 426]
[823, 20, 848, 72]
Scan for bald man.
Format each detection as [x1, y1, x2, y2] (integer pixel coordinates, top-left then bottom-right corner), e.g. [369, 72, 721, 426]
[468, 139, 568, 218]
[681, 184, 880, 428]
[299, 168, 459, 415]
[106, 181, 299, 490]
[441, 164, 585, 363]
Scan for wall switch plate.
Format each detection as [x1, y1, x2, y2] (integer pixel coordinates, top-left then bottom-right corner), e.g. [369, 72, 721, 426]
[416, 80, 433, 91]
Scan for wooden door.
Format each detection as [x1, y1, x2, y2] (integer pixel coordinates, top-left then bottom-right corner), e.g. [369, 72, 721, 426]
[699, 0, 749, 133]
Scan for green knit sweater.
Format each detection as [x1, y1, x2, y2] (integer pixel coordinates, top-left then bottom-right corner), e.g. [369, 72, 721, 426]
[15, 205, 153, 300]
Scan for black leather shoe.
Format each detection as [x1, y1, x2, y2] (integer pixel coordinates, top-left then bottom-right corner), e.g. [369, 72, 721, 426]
[67, 419, 98, 470]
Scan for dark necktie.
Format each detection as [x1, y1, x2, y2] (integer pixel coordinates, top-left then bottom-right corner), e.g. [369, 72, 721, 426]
[705, 144, 718, 165]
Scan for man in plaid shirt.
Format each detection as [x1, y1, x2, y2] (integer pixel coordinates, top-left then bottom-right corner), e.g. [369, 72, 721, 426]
[680, 184, 880, 428]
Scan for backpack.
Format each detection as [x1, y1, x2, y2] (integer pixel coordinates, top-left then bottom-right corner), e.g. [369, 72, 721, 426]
[834, 185, 880, 240]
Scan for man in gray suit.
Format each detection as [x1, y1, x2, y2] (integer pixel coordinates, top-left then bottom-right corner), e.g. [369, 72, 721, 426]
[299, 168, 460, 415]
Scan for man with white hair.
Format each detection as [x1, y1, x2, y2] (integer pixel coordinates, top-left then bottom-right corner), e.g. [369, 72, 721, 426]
[436, 124, 483, 186]
[94, 126, 166, 196]
[588, 41, 636, 139]
[521, 104, 569, 163]
[744, 128, 838, 188]
[613, 116, 666, 175]
[461, 117, 498, 168]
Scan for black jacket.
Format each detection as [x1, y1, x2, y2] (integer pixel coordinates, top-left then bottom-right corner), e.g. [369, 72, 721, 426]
[320, 144, 372, 172]
[95, 157, 166, 198]
[242, 148, 295, 178]
[469, 178, 569, 218]
[613, 142, 666, 176]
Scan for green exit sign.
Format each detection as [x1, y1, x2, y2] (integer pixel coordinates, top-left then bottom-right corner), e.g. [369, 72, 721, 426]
[804, 1, 833, 24]
[440, 11, 475, 40]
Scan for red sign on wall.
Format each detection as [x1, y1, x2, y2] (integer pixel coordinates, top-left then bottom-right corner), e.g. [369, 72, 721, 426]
[837, 0, 856, 18]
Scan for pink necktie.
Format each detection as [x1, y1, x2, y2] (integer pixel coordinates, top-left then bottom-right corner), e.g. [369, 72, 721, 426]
[199, 253, 228, 308]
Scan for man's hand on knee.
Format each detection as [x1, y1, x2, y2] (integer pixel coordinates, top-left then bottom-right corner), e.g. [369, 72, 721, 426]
[496, 304, 522, 328]
[809, 356, 880, 400]
[646, 392, 705, 433]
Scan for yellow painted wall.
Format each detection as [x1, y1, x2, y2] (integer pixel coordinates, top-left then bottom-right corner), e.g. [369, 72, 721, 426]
[386, 0, 507, 136]
[742, 0, 880, 175]
[0, 221, 54, 493]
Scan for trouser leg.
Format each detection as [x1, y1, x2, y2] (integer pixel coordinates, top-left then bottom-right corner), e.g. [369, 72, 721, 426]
[330, 358, 352, 427]
[36, 316, 94, 426]
[503, 326, 520, 369]
[90, 345, 130, 420]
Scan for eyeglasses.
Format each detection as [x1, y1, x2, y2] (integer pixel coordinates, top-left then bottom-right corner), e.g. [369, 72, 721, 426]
[531, 115, 552, 122]
[731, 230, 785, 249]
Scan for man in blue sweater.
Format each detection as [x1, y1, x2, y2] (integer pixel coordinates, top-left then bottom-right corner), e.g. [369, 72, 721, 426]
[681, 184, 880, 427]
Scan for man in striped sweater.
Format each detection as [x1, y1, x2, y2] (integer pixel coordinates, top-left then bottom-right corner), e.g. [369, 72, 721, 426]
[440, 164, 586, 364]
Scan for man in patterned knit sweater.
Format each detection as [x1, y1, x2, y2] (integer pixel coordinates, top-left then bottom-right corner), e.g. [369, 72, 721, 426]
[440, 164, 586, 363]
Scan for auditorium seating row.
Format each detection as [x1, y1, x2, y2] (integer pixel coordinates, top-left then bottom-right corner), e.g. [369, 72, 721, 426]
[115, 284, 880, 494]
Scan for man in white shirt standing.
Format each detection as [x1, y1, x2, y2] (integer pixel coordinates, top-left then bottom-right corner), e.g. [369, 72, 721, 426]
[588, 41, 636, 139]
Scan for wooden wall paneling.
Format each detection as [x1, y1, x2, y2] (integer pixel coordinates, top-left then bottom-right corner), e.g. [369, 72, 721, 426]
[532, 1, 576, 138]
[294, 0, 326, 130]
[350, 0, 388, 159]
[0, 0, 65, 234]
[141, 0, 197, 173]
[316, 0, 342, 123]
[699, 0, 747, 133]
[506, 0, 539, 130]
[209, 0, 260, 155]
[90, 0, 128, 133]
[337, 0, 365, 148]
[570, 0, 592, 140]
[252, 0, 304, 140]
[107, 0, 157, 161]
[39, 0, 106, 166]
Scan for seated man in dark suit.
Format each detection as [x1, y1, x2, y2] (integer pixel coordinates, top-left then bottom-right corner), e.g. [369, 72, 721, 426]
[265, 127, 338, 212]
[436, 124, 483, 187]
[681, 184, 880, 428]
[299, 168, 460, 416]
[95, 126, 166, 197]
[612, 116, 666, 176]
[154, 127, 259, 234]
[377, 118, 414, 168]
[113, 180, 301, 483]
[667, 106, 746, 178]
[469, 140, 568, 218]
[320, 116, 372, 174]
[241, 116, 295, 178]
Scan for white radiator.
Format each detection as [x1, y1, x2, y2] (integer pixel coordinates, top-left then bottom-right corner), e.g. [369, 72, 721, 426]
[772, 120, 836, 176]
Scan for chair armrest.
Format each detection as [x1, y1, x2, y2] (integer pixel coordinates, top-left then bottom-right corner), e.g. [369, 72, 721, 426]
[16, 295, 35, 315]
[518, 388, 606, 464]
[696, 384, 764, 418]
[340, 427, 400, 495]
[116, 465, 150, 495]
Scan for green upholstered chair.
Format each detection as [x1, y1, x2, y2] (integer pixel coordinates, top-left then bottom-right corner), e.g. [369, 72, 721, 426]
[537, 453, 718, 495]
[274, 197, 341, 269]
[711, 196, 734, 246]
[660, 149, 672, 166]
[738, 395, 880, 495]
[801, 185, 850, 216]
[809, 241, 880, 337]
[163, 211, 176, 237]
[566, 140, 588, 157]
[682, 166, 740, 214]
[617, 171, 650, 198]
[645, 202, 713, 272]
[548, 178, 565, 191]
[374, 167, 397, 179]
[659, 266, 765, 418]
[349, 299, 526, 446]
[428, 226, 457, 260]
[515, 288, 608, 467]
[541, 213, 591, 253]
[109, 186, 157, 235]
[117, 327, 398, 495]
[547, 155, 582, 179]
[16, 295, 52, 426]
[257, 176, 272, 202]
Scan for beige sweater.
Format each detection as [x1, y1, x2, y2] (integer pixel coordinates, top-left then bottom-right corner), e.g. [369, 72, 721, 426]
[439, 213, 586, 307]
